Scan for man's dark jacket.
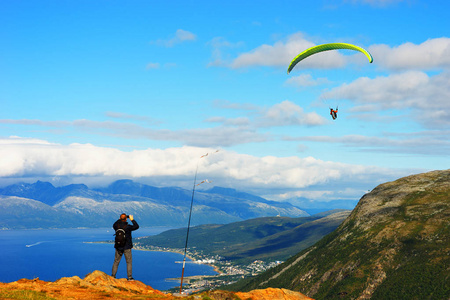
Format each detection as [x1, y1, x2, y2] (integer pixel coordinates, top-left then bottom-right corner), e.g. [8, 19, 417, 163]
[113, 219, 139, 250]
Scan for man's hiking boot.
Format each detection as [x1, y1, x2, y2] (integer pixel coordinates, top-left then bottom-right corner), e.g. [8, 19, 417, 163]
[127, 277, 135, 281]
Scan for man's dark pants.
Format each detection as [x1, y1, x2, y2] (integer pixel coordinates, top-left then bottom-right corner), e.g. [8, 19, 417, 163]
[112, 249, 132, 278]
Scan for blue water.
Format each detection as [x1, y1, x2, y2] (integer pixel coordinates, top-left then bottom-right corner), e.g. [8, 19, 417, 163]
[0, 228, 217, 291]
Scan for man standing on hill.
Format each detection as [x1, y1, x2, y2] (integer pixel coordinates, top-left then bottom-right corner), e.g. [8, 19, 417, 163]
[112, 213, 139, 281]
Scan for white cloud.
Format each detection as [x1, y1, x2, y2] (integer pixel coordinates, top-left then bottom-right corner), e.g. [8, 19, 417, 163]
[174, 29, 197, 42]
[105, 112, 161, 125]
[229, 33, 357, 70]
[291, 132, 450, 155]
[274, 188, 362, 202]
[177, 126, 269, 147]
[370, 38, 450, 71]
[205, 116, 250, 126]
[0, 138, 203, 178]
[207, 100, 328, 127]
[321, 71, 450, 128]
[212, 99, 258, 111]
[145, 62, 160, 70]
[285, 74, 330, 87]
[0, 101, 327, 149]
[152, 29, 197, 47]
[0, 137, 401, 200]
[322, 71, 429, 109]
[0, 119, 70, 127]
[207, 37, 244, 67]
[74, 119, 268, 147]
[227, 36, 450, 73]
[257, 100, 327, 127]
[207, 101, 326, 127]
[0, 118, 267, 147]
[345, 0, 405, 7]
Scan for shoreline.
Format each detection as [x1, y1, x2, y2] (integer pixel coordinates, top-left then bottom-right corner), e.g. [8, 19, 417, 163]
[135, 247, 223, 277]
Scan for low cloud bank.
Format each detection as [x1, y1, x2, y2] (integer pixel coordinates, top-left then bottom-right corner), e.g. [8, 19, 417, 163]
[0, 137, 409, 201]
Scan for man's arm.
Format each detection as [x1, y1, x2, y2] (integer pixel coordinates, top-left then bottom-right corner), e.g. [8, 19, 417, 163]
[113, 220, 119, 230]
[128, 215, 139, 231]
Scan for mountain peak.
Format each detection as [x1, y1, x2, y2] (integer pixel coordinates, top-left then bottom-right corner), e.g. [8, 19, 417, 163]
[99, 179, 148, 196]
[35, 181, 55, 188]
[346, 169, 449, 231]
[109, 179, 137, 186]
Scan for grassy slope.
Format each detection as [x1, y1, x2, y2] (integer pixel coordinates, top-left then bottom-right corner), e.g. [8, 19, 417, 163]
[138, 210, 350, 264]
[225, 170, 450, 299]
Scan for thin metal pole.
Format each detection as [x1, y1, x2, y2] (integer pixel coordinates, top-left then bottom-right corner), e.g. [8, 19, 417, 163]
[179, 160, 200, 294]
[179, 151, 218, 294]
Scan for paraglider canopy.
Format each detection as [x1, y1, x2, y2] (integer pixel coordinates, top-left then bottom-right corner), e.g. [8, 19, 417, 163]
[287, 42, 373, 74]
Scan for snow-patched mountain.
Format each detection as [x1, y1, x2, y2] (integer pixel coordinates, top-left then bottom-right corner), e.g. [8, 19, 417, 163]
[0, 196, 79, 229]
[0, 180, 308, 229]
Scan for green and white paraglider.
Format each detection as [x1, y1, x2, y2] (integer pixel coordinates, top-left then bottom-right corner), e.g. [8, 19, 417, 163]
[287, 42, 373, 120]
[287, 42, 373, 74]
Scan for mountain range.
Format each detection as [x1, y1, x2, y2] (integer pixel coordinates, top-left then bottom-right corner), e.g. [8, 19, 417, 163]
[0, 180, 309, 229]
[226, 169, 450, 299]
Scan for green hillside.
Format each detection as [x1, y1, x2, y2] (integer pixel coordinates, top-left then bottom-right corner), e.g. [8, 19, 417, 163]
[226, 170, 450, 299]
[137, 210, 350, 264]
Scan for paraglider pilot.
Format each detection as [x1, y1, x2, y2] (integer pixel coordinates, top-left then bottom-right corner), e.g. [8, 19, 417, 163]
[330, 107, 338, 120]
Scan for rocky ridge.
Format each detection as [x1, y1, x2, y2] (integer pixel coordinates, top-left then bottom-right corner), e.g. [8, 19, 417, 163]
[230, 169, 450, 299]
[0, 270, 312, 300]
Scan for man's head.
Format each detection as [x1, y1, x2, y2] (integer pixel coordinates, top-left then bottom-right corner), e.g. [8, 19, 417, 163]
[120, 213, 127, 221]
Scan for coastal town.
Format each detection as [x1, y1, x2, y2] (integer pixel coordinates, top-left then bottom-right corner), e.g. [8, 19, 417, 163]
[133, 242, 283, 293]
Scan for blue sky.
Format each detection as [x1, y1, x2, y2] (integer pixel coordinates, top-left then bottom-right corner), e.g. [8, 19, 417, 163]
[1, 0, 449, 204]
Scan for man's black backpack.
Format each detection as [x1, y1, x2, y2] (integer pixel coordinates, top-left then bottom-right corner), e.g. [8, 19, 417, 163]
[114, 225, 127, 248]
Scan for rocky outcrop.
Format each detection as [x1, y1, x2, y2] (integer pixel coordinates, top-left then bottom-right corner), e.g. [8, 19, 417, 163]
[0, 270, 170, 299]
[0, 270, 312, 300]
[235, 288, 314, 300]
